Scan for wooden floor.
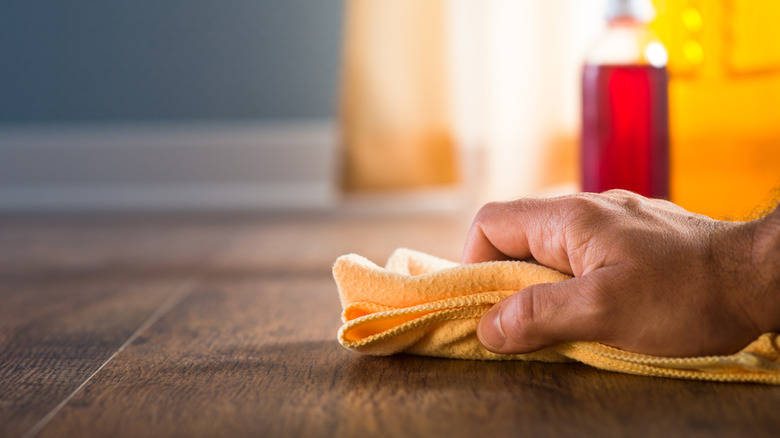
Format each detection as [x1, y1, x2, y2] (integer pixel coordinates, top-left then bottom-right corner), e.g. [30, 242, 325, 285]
[1, 212, 778, 438]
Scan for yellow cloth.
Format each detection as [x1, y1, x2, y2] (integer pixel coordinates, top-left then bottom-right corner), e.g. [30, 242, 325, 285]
[333, 248, 780, 384]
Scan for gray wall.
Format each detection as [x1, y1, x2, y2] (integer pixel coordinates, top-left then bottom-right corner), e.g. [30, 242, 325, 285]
[0, 0, 343, 123]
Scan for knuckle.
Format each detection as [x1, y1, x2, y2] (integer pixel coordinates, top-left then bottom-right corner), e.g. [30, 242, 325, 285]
[620, 193, 646, 213]
[559, 195, 611, 232]
[603, 188, 635, 198]
[501, 289, 537, 341]
[474, 201, 503, 225]
[603, 189, 650, 214]
[501, 283, 556, 344]
[563, 193, 605, 215]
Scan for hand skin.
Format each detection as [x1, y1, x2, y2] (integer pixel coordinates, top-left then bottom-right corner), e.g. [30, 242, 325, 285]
[462, 190, 780, 357]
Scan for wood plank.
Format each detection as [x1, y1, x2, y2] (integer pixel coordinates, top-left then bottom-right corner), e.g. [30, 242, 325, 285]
[0, 275, 192, 438]
[0, 214, 233, 437]
[8, 214, 780, 437]
[36, 273, 780, 438]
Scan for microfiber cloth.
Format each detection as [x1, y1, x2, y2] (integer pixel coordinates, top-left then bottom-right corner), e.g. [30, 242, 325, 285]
[333, 248, 780, 384]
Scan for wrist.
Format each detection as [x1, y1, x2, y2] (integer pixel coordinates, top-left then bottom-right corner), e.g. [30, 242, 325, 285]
[750, 206, 780, 333]
[710, 207, 780, 336]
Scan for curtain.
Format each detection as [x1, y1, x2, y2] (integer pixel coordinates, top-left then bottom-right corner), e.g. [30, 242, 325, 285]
[338, 0, 780, 218]
[340, 0, 457, 191]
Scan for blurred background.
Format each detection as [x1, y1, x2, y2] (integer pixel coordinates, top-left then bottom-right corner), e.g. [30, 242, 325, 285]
[1, 0, 778, 218]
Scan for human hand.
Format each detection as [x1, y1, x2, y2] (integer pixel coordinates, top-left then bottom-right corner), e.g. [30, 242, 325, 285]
[462, 190, 780, 357]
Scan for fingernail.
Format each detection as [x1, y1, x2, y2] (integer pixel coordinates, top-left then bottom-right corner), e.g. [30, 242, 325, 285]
[478, 305, 506, 351]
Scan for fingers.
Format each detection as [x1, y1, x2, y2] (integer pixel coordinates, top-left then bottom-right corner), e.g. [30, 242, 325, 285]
[460, 217, 514, 264]
[461, 200, 542, 264]
[477, 274, 609, 353]
[461, 198, 577, 275]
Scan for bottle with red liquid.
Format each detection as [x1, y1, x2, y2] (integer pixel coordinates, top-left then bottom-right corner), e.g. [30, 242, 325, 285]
[581, 0, 669, 199]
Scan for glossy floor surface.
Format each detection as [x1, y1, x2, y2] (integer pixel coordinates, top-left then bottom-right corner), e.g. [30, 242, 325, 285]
[1, 213, 778, 438]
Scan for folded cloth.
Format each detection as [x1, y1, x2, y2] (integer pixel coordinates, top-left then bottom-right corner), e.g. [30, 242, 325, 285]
[333, 248, 780, 384]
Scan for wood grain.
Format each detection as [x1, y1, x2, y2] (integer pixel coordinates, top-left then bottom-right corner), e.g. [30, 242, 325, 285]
[0, 275, 193, 438]
[38, 277, 780, 438]
[3, 213, 780, 438]
[0, 214, 231, 437]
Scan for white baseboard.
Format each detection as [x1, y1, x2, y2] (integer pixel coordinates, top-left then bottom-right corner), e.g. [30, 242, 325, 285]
[0, 120, 337, 211]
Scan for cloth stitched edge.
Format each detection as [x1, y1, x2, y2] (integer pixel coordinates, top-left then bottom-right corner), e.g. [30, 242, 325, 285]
[333, 248, 780, 384]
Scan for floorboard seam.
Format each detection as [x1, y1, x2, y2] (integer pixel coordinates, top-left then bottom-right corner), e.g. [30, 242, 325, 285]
[21, 279, 198, 438]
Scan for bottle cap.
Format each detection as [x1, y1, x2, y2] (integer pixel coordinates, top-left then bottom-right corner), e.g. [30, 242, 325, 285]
[605, 0, 656, 22]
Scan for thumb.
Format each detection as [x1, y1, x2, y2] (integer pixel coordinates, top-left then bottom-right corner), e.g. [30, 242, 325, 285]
[477, 276, 603, 354]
